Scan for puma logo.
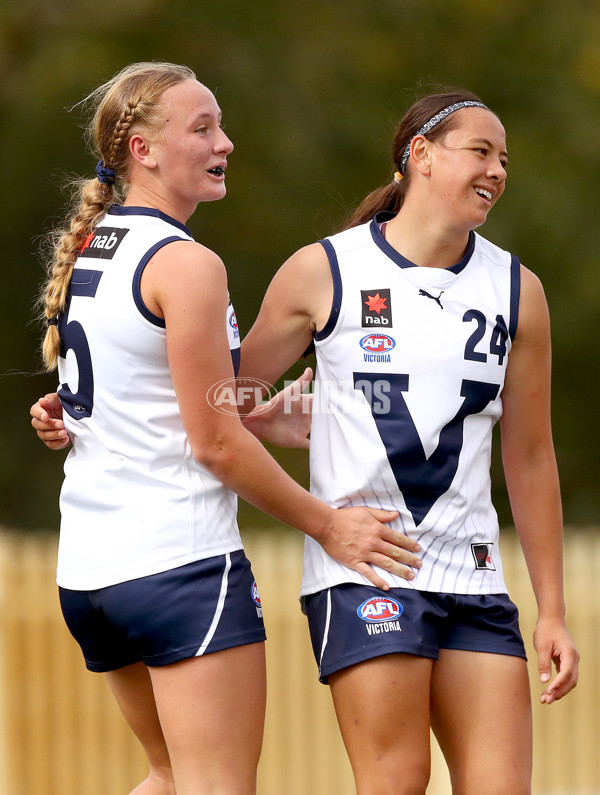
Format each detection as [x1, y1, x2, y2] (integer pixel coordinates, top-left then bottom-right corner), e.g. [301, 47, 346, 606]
[419, 289, 444, 309]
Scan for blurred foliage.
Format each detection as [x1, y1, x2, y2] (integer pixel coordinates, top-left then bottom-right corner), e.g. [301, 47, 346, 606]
[1, 0, 598, 532]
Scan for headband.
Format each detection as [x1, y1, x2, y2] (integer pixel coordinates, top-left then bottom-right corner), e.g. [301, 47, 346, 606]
[399, 100, 488, 175]
[96, 160, 116, 185]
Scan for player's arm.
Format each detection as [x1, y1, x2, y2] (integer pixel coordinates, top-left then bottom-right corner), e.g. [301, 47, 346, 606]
[238, 243, 331, 389]
[145, 240, 420, 589]
[500, 265, 579, 703]
[29, 384, 313, 451]
[236, 244, 329, 443]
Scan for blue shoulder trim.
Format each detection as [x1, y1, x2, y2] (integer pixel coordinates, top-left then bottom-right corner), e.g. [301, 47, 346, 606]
[132, 236, 192, 327]
[508, 255, 521, 341]
[109, 205, 193, 237]
[314, 238, 342, 342]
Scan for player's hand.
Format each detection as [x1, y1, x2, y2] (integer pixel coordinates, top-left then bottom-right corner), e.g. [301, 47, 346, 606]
[30, 393, 71, 450]
[534, 616, 579, 703]
[242, 367, 313, 449]
[322, 506, 422, 590]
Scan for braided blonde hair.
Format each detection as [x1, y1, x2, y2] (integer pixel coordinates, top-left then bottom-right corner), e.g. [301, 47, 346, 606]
[40, 61, 196, 370]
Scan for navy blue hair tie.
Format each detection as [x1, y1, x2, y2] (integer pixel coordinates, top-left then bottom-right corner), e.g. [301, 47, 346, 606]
[96, 160, 116, 185]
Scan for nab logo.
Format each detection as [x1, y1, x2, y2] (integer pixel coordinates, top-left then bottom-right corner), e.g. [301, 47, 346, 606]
[79, 227, 129, 259]
[357, 596, 403, 622]
[361, 289, 392, 327]
[360, 334, 396, 353]
[471, 543, 496, 571]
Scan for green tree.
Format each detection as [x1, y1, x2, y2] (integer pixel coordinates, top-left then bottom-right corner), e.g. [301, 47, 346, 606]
[1, 0, 598, 530]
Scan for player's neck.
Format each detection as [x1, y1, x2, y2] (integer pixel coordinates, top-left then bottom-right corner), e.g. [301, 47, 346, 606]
[384, 207, 471, 270]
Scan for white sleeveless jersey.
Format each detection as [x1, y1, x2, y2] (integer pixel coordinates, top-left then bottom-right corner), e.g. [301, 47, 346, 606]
[301, 213, 521, 596]
[56, 206, 242, 590]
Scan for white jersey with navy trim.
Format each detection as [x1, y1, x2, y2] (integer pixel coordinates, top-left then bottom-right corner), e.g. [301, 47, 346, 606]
[56, 205, 242, 590]
[301, 212, 521, 597]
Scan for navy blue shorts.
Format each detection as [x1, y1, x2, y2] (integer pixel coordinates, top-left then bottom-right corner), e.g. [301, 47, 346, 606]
[302, 584, 526, 683]
[59, 550, 266, 672]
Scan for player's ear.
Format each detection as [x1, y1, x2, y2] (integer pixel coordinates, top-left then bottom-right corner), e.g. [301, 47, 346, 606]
[129, 134, 157, 169]
[410, 135, 432, 176]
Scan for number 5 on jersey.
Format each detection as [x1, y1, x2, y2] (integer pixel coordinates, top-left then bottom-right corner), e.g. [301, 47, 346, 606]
[58, 269, 103, 420]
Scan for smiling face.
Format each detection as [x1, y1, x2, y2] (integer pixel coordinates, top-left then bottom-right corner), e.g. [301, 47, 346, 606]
[427, 107, 508, 232]
[140, 79, 234, 218]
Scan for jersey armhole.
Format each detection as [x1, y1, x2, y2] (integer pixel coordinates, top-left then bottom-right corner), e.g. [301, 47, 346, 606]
[313, 239, 343, 342]
[132, 236, 191, 326]
[508, 254, 521, 342]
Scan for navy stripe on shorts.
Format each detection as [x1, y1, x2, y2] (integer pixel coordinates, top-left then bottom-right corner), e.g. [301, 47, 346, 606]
[302, 584, 526, 684]
[59, 550, 266, 672]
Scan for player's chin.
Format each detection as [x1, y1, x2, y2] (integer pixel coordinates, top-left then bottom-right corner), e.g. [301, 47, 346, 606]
[210, 179, 228, 197]
[469, 212, 488, 232]
[199, 185, 227, 204]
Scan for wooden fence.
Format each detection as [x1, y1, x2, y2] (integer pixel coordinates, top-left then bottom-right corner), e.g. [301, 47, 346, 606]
[0, 527, 598, 795]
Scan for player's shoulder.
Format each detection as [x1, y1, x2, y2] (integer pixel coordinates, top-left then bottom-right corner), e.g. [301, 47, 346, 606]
[151, 239, 225, 274]
[277, 241, 330, 282]
[518, 263, 548, 320]
[323, 219, 373, 254]
[145, 241, 230, 313]
[519, 262, 544, 292]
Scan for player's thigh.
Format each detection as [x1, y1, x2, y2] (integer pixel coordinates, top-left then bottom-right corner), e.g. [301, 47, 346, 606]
[329, 654, 434, 795]
[149, 641, 266, 792]
[431, 649, 532, 795]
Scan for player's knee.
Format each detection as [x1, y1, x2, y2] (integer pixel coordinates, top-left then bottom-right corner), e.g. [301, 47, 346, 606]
[398, 762, 430, 795]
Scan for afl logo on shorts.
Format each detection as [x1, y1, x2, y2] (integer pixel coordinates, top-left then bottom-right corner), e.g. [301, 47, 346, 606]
[360, 334, 396, 353]
[251, 580, 261, 607]
[227, 303, 240, 340]
[251, 580, 263, 618]
[357, 596, 402, 622]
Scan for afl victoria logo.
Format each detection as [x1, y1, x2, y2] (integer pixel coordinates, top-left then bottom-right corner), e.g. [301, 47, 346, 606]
[357, 596, 403, 622]
[360, 334, 396, 353]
